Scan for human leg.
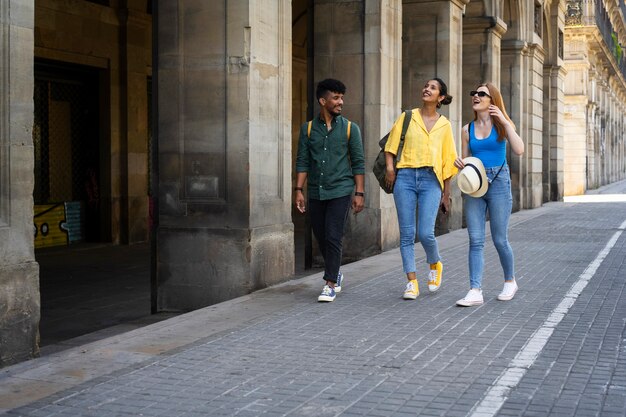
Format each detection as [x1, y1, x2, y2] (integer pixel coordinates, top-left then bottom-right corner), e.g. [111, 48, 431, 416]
[308, 198, 327, 262]
[394, 169, 418, 276]
[486, 170, 515, 281]
[464, 194, 487, 289]
[320, 195, 352, 284]
[394, 169, 420, 299]
[485, 168, 517, 300]
[414, 169, 443, 291]
[416, 169, 442, 264]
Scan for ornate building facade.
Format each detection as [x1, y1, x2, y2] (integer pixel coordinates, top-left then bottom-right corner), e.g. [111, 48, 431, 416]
[1, 0, 625, 366]
[564, 0, 626, 195]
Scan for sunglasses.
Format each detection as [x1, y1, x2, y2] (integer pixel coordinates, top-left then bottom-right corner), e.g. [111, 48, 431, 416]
[469, 90, 491, 98]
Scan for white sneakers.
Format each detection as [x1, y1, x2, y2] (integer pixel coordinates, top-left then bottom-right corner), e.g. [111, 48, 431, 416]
[456, 289, 484, 306]
[457, 279, 518, 307]
[497, 279, 518, 301]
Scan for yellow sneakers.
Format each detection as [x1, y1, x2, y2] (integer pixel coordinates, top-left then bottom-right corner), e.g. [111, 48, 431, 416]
[428, 261, 443, 292]
[403, 279, 419, 300]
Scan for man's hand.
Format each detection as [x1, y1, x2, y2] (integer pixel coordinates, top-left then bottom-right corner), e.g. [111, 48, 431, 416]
[352, 195, 364, 213]
[295, 191, 306, 213]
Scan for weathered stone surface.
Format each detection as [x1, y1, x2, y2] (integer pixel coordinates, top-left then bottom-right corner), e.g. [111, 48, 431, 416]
[0, 0, 39, 367]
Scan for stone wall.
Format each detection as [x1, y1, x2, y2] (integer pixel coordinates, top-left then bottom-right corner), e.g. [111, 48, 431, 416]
[0, 0, 40, 366]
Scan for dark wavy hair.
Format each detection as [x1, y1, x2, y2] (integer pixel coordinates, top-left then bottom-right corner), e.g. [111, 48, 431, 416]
[316, 79, 346, 100]
[432, 77, 453, 108]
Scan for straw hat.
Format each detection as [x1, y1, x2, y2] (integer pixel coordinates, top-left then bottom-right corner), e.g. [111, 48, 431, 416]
[457, 157, 488, 197]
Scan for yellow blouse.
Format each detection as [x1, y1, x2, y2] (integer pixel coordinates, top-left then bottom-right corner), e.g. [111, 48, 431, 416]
[384, 109, 458, 189]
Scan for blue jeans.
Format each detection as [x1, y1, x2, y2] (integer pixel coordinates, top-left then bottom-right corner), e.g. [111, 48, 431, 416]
[463, 165, 515, 289]
[393, 168, 442, 274]
[309, 195, 352, 283]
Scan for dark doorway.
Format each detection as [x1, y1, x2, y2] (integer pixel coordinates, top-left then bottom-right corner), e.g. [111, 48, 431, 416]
[32, 60, 162, 351]
[292, 0, 314, 273]
[33, 59, 104, 245]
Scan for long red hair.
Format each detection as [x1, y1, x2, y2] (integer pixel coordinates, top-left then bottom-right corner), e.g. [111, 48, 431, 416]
[473, 82, 515, 141]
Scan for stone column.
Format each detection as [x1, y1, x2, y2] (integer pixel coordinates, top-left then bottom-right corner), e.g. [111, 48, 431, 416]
[562, 33, 589, 196]
[312, 0, 403, 258]
[119, 5, 152, 244]
[155, 0, 294, 310]
[363, 0, 403, 252]
[542, 65, 566, 202]
[402, 0, 468, 230]
[522, 43, 545, 209]
[500, 39, 528, 210]
[461, 16, 507, 123]
[0, 0, 40, 366]
[563, 95, 588, 196]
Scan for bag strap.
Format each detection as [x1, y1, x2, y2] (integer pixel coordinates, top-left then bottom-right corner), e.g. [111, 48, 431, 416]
[468, 121, 506, 184]
[488, 160, 506, 184]
[307, 119, 351, 141]
[396, 110, 412, 165]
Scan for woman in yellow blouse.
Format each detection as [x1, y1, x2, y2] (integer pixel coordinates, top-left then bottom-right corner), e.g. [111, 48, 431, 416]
[384, 78, 458, 300]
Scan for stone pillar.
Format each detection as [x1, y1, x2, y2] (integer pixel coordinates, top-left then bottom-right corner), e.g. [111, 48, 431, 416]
[119, 5, 152, 243]
[599, 80, 609, 186]
[563, 96, 588, 196]
[155, 0, 294, 310]
[542, 65, 566, 202]
[500, 39, 527, 211]
[522, 43, 545, 209]
[0, 0, 40, 366]
[461, 16, 507, 123]
[312, 0, 403, 258]
[562, 32, 589, 196]
[402, 0, 467, 230]
[363, 0, 403, 253]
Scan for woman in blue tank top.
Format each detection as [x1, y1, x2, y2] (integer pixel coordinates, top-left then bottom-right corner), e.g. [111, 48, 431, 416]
[453, 83, 524, 307]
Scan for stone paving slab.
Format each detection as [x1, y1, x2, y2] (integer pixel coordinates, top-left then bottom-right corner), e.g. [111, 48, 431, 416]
[1, 180, 626, 417]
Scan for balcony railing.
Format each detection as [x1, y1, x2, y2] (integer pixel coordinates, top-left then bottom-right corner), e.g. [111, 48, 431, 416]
[566, 0, 626, 80]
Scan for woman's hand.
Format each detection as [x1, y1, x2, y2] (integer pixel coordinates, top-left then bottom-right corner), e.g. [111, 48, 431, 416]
[453, 157, 465, 170]
[489, 105, 508, 125]
[385, 167, 396, 190]
[440, 194, 450, 215]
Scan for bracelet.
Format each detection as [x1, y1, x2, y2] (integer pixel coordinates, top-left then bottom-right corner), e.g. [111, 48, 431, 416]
[294, 187, 303, 191]
[354, 192, 364, 197]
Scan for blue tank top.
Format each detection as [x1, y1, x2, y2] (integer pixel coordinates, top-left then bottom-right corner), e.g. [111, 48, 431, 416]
[468, 122, 506, 168]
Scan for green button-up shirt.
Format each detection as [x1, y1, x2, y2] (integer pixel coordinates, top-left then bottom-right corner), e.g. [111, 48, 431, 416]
[295, 115, 365, 200]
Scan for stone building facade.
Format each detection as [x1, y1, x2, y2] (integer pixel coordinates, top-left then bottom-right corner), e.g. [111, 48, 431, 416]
[1, 0, 625, 365]
[563, 0, 626, 195]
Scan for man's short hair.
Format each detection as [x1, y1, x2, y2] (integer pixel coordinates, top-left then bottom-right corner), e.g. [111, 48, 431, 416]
[316, 79, 346, 100]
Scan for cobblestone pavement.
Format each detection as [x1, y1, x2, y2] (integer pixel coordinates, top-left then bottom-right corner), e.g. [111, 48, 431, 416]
[2, 180, 626, 417]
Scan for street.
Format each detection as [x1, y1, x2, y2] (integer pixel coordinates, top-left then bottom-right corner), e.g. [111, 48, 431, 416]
[2, 180, 626, 417]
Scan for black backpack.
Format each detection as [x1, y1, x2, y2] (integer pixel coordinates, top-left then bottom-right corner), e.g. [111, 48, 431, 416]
[372, 110, 412, 194]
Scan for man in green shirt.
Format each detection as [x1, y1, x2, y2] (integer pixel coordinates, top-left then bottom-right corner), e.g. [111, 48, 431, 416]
[294, 79, 365, 302]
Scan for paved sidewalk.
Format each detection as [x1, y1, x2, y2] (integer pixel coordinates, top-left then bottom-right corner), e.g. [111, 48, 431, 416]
[2, 180, 626, 417]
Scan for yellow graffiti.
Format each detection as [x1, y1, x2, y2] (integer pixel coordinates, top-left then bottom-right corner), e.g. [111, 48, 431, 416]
[34, 204, 68, 248]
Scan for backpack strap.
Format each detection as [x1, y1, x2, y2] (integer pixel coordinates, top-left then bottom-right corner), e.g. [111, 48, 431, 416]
[396, 110, 412, 165]
[307, 119, 352, 141]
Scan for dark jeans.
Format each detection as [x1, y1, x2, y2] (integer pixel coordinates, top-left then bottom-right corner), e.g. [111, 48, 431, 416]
[309, 195, 352, 283]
